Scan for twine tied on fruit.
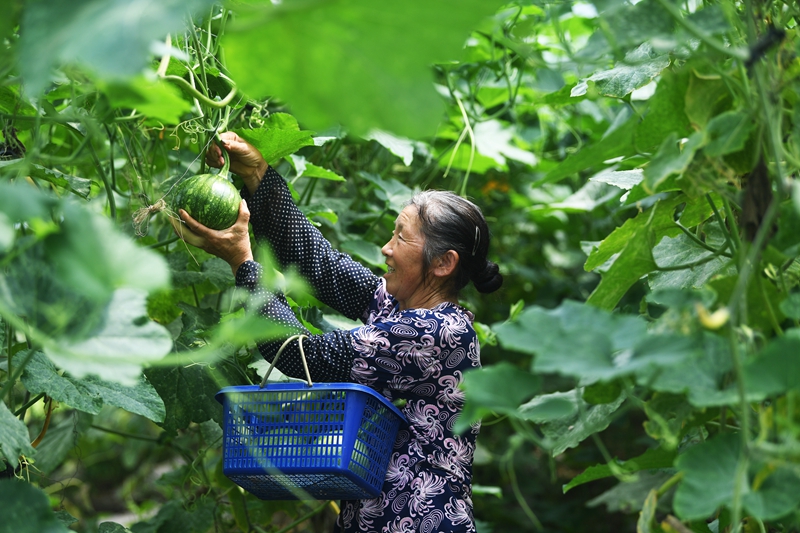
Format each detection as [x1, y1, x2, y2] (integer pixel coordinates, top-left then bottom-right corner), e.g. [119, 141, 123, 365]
[132, 198, 170, 237]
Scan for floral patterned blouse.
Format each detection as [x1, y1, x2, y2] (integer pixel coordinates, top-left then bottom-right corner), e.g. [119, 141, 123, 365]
[235, 167, 481, 533]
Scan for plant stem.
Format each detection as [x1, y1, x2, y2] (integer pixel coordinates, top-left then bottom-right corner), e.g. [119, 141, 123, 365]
[657, 472, 684, 496]
[162, 75, 238, 109]
[90, 424, 161, 442]
[728, 324, 751, 533]
[89, 140, 117, 220]
[674, 222, 733, 256]
[0, 349, 34, 404]
[15, 393, 45, 417]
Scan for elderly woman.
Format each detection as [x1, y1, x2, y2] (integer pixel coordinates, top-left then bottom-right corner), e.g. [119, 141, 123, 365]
[178, 131, 503, 533]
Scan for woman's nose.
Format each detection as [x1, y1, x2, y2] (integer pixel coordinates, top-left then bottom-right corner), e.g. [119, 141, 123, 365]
[381, 241, 390, 256]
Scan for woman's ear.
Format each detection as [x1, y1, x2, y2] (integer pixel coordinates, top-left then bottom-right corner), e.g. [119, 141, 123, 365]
[432, 250, 459, 279]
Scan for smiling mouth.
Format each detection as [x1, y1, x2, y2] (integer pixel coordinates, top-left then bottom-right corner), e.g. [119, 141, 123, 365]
[386, 266, 395, 273]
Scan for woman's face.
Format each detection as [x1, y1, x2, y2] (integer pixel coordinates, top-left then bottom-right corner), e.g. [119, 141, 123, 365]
[381, 205, 428, 310]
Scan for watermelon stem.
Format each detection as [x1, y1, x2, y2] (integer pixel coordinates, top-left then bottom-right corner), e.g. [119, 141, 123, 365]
[215, 134, 231, 178]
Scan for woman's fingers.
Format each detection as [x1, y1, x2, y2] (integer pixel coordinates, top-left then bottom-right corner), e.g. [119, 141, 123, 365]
[175, 201, 254, 273]
[170, 214, 207, 248]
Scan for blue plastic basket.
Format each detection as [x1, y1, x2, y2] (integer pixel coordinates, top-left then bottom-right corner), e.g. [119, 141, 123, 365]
[215, 382, 405, 500]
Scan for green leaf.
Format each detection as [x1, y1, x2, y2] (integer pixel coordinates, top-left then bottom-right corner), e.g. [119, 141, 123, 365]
[586, 209, 657, 310]
[684, 71, 734, 129]
[585, 194, 687, 271]
[708, 274, 784, 336]
[587, 471, 674, 513]
[543, 118, 637, 184]
[19, 0, 217, 95]
[674, 433, 740, 520]
[30, 165, 92, 199]
[641, 333, 738, 407]
[144, 355, 243, 435]
[236, 114, 315, 166]
[365, 130, 417, 166]
[301, 163, 345, 181]
[779, 292, 800, 320]
[634, 68, 692, 152]
[564, 447, 677, 493]
[340, 239, 386, 269]
[582, 381, 623, 405]
[101, 77, 192, 125]
[674, 433, 800, 521]
[45, 289, 173, 386]
[518, 390, 578, 423]
[0, 402, 35, 466]
[539, 391, 626, 456]
[358, 173, 415, 213]
[0, 479, 71, 533]
[743, 337, 800, 399]
[46, 201, 170, 303]
[31, 412, 89, 475]
[21, 350, 165, 422]
[457, 363, 541, 433]
[643, 131, 705, 193]
[704, 110, 756, 158]
[648, 224, 736, 291]
[224, 0, 507, 137]
[589, 168, 643, 191]
[572, 45, 670, 99]
[495, 300, 699, 381]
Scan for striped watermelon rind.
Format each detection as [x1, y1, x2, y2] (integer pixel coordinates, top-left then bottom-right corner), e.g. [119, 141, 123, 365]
[171, 173, 241, 230]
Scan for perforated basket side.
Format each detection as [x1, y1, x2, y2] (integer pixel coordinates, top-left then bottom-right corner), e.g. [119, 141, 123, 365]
[348, 395, 402, 489]
[218, 384, 404, 500]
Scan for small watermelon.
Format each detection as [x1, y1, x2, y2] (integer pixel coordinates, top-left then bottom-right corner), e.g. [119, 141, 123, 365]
[171, 173, 240, 230]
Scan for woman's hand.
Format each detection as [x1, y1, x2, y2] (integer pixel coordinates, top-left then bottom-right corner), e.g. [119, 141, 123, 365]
[206, 131, 268, 195]
[172, 200, 254, 275]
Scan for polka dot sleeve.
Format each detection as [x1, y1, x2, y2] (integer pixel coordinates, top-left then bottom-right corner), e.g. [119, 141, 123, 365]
[235, 260, 358, 382]
[244, 167, 380, 322]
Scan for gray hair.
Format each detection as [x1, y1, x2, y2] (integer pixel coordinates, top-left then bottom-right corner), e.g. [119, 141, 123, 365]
[406, 190, 502, 296]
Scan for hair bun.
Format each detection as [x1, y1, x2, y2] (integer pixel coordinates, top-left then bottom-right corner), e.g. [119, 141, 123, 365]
[473, 261, 503, 294]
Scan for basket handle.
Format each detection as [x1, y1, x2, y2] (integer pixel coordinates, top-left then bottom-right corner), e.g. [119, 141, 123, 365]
[259, 334, 313, 388]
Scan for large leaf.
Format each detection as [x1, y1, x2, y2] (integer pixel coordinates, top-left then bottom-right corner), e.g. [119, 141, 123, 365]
[0, 480, 71, 533]
[563, 447, 677, 493]
[539, 391, 626, 456]
[144, 353, 243, 435]
[100, 77, 192, 125]
[585, 193, 713, 272]
[639, 333, 738, 408]
[634, 67, 692, 152]
[20, 350, 165, 422]
[674, 433, 800, 521]
[236, 113, 315, 166]
[704, 110, 756, 158]
[0, 402, 35, 466]
[224, 0, 507, 137]
[648, 223, 737, 290]
[571, 44, 670, 99]
[586, 207, 658, 310]
[743, 337, 800, 399]
[494, 300, 698, 381]
[457, 362, 541, 433]
[45, 289, 173, 386]
[19, 0, 217, 96]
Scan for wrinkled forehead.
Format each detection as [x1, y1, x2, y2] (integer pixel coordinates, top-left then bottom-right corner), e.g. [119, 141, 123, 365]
[395, 205, 420, 227]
